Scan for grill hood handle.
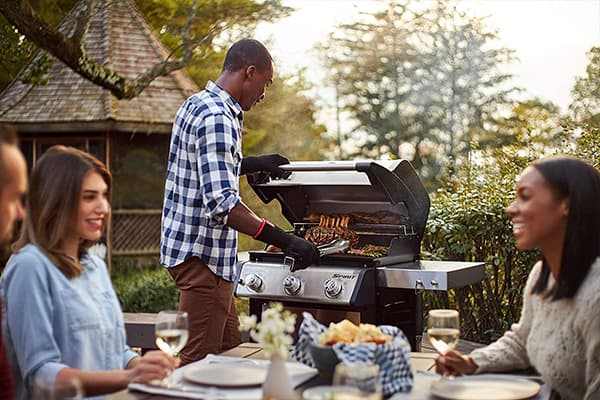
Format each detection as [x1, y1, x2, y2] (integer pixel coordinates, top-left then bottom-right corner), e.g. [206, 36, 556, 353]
[278, 161, 359, 171]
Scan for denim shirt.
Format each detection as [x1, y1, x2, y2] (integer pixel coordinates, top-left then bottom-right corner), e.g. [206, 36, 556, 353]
[0, 244, 138, 399]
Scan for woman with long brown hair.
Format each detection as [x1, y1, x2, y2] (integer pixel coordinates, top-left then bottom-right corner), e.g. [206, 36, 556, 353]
[0, 146, 176, 399]
[435, 156, 600, 400]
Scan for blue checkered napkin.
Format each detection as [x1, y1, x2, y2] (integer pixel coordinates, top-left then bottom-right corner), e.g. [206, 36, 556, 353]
[292, 313, 413, 395]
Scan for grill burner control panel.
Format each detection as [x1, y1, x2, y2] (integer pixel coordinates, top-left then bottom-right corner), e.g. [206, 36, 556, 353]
[235, 261, 374, 305]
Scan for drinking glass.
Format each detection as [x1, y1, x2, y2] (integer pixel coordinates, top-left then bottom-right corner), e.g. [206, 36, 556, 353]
[155, 310, 189, 386]
[332, 362, 382, 400]
[427, 309, 460, 355]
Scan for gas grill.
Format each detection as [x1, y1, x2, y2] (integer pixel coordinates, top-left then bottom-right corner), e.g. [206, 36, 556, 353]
[234, 160, 485, 350]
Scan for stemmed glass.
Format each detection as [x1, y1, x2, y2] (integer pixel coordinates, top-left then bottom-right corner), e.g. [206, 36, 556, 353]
[427, 309, 460, 355]
[427, 309, 459, 380]
[332, 362, 383, 400]
[155, 310, 189, 386]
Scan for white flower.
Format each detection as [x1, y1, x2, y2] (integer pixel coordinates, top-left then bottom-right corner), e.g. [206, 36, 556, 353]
[239, 302, 296, 359]
[238, 314, 257, 331]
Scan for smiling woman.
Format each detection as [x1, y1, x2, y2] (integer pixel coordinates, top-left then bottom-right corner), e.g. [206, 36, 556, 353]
[0, 146, 178, 400]
[435, 156, 600, 400]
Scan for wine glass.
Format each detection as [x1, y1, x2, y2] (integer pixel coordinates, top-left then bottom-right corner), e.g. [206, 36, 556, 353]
[332, 362, 382, 400]
[427, 309, 460, 355]
[155, 310, 189, 386]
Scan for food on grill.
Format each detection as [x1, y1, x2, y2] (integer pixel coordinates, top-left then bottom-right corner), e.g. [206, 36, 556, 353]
[319, 319, 392, 345]
[351, 211, 407, 225]
[304, 215, 359, 246]
[306, 211, 406, 225]
[346, 244, 388, 257]
[302, 213, 392, 257]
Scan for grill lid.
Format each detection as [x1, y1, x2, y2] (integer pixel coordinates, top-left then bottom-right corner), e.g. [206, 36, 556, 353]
[247, 160, 430, 240]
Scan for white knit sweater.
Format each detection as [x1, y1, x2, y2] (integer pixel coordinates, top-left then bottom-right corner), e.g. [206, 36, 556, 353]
[470, 258, 600, 400]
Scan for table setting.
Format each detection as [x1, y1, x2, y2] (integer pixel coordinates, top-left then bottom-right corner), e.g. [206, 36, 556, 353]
[127, 354, 318, 399]
[117, 305, 551, 400]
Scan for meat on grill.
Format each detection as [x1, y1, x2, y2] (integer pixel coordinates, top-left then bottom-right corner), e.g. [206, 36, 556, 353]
[305, 211, 407, 225]
[303, 213, 396, 257]
[350, 211, 408, 225]
[346, 244, 388, 257]
[304, 215, 359, 246]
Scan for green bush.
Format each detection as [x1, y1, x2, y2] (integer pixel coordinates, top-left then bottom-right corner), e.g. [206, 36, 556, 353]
[423, 149, 539, 343]
[111, 259, 179, 312]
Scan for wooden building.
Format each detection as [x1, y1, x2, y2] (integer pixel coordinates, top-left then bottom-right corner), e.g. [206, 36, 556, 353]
[0, 0, 199, 263]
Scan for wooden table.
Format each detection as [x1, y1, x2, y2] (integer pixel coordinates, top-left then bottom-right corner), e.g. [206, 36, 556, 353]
[107, 343, 437, 399]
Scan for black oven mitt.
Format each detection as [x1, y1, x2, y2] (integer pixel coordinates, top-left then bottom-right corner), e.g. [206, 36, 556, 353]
[255, 223, 320, 271]
[240, 154, 292, 179]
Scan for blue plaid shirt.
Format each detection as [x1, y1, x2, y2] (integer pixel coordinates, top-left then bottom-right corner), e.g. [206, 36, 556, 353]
[161, 81, 243, 281]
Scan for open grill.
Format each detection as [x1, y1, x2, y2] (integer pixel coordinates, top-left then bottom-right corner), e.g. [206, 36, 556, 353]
[235, 160, 484, 350]
[246, 160, 429, 268]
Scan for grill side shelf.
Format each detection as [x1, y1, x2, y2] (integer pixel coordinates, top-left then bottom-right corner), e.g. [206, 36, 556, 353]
[377, 260, 486, 291]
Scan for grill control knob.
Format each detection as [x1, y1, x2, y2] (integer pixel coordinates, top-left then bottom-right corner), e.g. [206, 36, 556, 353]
[283, 275, 302, 295]
[324, 278, 343, 299]
[244, 273, 264, 292]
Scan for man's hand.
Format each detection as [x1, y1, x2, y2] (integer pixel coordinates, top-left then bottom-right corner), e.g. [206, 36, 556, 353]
[254, 222, 320, 270]
[283, 235, 320, 271]
[240, 154, 291, 179]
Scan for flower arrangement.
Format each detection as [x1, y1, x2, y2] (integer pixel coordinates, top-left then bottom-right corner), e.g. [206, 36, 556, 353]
[239, 302, 296, 359]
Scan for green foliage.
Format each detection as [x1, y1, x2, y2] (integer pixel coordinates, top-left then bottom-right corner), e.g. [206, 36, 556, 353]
[0, 0, 77, 89]
[560, 125, 600, 169]
[111, 257, 179, 312]
[0, 0, 292, 94]
[487, 98, 562, 151]
[136, 0, 292, 75]
[569, 47, 600, 127]
[423, 149, 538, 343]
[0, 16, 35, 88]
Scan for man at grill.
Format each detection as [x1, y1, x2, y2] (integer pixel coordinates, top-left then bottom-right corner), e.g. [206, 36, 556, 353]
[161, 38, 320, 364]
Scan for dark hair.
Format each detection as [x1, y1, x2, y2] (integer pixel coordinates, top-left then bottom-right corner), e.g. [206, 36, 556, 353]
[530, 156, 600, 300]
[222, 39, 273, 73]
[15, 146, 112, 279]
[0, 124, 18, 187]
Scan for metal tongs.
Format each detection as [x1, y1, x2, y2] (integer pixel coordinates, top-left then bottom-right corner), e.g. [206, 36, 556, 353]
[284, 239, 350, 272]
[317, 239, 351, 256]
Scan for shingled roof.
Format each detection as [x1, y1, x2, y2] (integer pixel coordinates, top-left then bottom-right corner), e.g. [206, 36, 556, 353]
[0, 0, 199, 134]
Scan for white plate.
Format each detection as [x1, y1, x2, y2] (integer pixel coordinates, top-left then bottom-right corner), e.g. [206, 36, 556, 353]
[430, 375, 541, 400]
[183, 364, 267, 388]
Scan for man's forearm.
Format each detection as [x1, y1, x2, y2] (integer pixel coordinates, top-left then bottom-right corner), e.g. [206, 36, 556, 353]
[226, 202, 263, 236]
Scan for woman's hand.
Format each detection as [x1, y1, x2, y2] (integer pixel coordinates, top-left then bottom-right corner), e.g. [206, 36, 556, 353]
[125, 350, 179, 384]
[435, 349, 478, 376]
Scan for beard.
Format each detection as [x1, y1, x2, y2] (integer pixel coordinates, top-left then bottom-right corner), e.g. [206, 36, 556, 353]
[0, 240, 10, 270]
[0, 221, 20, 270]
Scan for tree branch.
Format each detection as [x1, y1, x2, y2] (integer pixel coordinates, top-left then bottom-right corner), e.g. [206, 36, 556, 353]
[0, 0, 193, 99]
[71, 0, 94, 44]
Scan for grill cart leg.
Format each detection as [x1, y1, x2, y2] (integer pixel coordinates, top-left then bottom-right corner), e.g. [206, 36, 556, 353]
[376, 288, 423, 351]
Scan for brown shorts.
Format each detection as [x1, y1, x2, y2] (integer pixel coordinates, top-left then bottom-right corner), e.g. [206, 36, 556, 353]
[167, 256, 241, 365]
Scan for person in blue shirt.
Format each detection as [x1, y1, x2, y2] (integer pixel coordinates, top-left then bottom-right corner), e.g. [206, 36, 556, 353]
[161, 38, 320, 364]
[1, 146, 177, 399]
